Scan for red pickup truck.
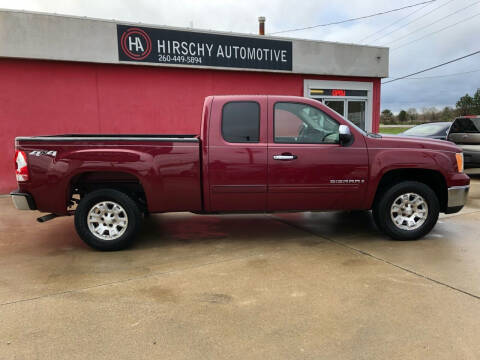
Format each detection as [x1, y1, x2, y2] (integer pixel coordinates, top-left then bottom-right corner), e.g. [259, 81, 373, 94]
[11, 95, 470, 250]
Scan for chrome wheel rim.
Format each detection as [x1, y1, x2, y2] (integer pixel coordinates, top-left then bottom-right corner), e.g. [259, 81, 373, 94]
[87, 201, 128, 241]
[390, 193, 428, 231]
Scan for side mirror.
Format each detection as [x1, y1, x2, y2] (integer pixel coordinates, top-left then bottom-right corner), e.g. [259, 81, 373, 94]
[339, 125, 353, 146]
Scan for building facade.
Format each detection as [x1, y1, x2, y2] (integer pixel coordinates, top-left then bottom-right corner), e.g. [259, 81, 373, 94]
[0, 10, 388, 193]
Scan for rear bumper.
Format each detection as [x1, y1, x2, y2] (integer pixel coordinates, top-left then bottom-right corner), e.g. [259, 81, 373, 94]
[464, 151, 480, 169]
[445, 185, 469, 214]
[10, 192, 36, 210]
[459, 146, 480, 169]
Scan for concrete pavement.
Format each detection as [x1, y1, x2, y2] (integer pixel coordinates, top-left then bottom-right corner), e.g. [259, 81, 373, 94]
[0, 177, 479, 359]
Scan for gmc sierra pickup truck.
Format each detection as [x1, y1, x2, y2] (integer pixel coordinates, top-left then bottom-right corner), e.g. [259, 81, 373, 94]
[11, 95, 470, 251]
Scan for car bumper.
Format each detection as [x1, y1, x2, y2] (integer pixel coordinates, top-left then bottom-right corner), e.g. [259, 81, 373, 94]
[445, 185, 469, 214]
[10, 192, 36, 210]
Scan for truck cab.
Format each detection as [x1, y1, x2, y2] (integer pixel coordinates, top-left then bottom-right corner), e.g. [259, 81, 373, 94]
[203, 95, 368, 213]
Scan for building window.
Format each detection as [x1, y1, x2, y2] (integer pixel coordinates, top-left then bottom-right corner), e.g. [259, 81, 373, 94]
[222, 102, 260, 143]
[305, 80, 373, 132]
[274, 102, 339, 144]
[312, 94, 367, 130]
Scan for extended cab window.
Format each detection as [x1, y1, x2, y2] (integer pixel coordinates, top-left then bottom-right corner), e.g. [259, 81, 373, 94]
[222, 102, 260, 143]
[274, 102, 339, 144]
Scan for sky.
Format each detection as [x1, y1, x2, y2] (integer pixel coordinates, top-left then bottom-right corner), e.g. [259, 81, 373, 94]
[0, 0, 479, 113]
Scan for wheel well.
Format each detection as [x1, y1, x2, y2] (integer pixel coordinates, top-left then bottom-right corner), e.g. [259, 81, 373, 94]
[69, 171, 147, 211]
[373, 169, 447, 212]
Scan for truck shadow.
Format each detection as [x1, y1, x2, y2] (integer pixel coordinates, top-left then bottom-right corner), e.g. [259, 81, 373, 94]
[135, 210, 382, 251]
[271, 210, 381, 242]
[2, 209, 381, 257]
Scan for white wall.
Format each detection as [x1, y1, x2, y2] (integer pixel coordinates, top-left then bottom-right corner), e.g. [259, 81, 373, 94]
[0, 9, 389, 77]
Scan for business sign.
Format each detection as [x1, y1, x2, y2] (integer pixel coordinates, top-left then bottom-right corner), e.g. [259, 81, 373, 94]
[117, 24, 292, 71]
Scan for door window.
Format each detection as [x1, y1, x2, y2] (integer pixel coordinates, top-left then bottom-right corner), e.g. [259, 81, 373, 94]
[222, 102, 260, 143]
[274, 102, 339, 144]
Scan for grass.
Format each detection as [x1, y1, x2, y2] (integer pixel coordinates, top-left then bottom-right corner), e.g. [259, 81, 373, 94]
[379, 126, 411, 134]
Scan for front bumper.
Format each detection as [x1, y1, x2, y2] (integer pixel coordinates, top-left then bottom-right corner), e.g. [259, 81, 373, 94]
[445, 185, 469, 213]
[10, 192, 36, 210]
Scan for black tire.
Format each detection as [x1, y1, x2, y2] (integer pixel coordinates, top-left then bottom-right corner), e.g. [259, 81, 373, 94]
[373, 181, 439, 240]
[74, 189, 142, 251]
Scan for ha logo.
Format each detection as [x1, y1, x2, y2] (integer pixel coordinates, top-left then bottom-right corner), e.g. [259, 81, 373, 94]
[120, 28, 152, 60]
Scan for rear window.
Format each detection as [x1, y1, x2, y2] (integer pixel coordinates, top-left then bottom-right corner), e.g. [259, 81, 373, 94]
[222, 102, 260, 143]
[450, 118, 480, 134]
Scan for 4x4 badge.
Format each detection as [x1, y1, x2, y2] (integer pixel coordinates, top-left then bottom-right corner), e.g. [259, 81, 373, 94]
[29, 150, 57, 157]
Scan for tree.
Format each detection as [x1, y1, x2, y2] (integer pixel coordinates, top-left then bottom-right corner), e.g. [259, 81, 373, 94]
[398, 110, 407, 123]
[428, 107, 438, 122]
[381, 109, 394, 124]
[420, 107, 430, 122]
[473, 89, 480, 115]
[456, 94, 474, 116]
[407, 108, 418, 122]
[440, 106, 455, 122]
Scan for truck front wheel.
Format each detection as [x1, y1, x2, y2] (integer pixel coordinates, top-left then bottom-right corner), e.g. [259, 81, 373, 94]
[373, 181, 440, 240]
[74, 189, 142, 251]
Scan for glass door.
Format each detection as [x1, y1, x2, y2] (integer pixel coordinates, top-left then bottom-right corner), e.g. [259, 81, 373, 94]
[347, 100, 366, 130]
[314, 97, 368, 131]
[306, 81, 373, 132]
[324, 100, 345, 116]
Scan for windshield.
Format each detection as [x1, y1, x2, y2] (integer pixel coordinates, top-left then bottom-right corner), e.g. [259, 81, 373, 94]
[403, 123, 450, 136]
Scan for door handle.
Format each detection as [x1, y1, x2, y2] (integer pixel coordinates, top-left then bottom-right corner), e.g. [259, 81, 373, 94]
[273, 153, 297, 161]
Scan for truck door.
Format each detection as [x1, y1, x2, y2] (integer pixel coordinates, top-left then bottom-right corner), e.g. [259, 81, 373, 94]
[267, 97, 369, 211]
[207, 96, 268, 212]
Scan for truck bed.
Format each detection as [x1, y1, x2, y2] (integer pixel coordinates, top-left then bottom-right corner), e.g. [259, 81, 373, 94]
[15, 134, 202, 214]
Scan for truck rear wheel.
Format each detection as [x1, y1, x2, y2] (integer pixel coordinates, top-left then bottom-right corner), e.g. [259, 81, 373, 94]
[373, 181, 439, 240]
[74, 189, 141, 251]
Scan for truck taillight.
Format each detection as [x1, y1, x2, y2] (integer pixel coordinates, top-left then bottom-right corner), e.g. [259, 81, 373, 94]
[15, 150, 29, 182]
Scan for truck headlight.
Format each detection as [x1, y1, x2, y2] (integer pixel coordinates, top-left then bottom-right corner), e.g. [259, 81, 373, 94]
[455, 153, 464, 173]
